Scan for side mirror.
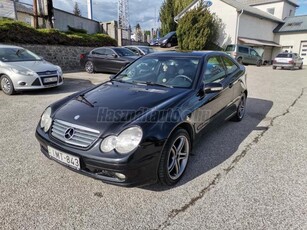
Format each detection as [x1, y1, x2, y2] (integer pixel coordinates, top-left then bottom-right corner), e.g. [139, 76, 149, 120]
[109, 75, 116, 80]
[204, 82, 223, 93]
[112, 54, 118, 58]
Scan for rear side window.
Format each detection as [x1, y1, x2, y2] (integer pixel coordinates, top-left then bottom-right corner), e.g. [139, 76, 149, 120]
[203, 56, 227, 84]
[222, 56, 239, 75]
[238, 46, 249, 54]
[226, 45, 235, 51]
[277, 53, 292, 58]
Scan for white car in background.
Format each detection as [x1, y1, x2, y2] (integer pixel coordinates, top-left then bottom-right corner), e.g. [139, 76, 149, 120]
[273, 52, 304, 70]
[0, 44, 63, 95]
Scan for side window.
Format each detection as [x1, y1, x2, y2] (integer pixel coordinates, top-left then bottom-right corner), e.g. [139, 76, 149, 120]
[238, 46, 249, 54]
[222, 56, 239, 75]
[92, 48, 105, 55]
[203, 56, 227, 84]
[105, 49, 115, 56]
[250, 49, 258, 56]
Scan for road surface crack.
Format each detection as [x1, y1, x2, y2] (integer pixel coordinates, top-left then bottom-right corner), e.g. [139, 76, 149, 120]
[157, 87, 306, 230]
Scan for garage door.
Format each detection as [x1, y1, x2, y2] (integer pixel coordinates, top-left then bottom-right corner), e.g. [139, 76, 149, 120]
[300, 41, 307, 57]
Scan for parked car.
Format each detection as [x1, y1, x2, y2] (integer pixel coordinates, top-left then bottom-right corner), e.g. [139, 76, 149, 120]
[80, 47, 139, 74]
[225, 44, 262, 66]
[36, 51, 247, 187]
[272, 52, 303, 70]
[149, 38, 159, 46]
[124, 45, 155, 56]
[159, 31, 178, 48]
[0, 44, 63, 95]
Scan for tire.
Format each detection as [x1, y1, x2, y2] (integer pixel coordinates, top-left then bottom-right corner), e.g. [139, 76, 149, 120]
[237, 57, 243, 64]
[272, 66, 277, 70]
[256, 60, 262, 67]
[0, 75, 16, 95]
[299, 63, 303, 69]
[85, 61, 94, 73]
[166, 43, 172, 48]
[231, 94, 246, 122]
[158, 129, 191, 186]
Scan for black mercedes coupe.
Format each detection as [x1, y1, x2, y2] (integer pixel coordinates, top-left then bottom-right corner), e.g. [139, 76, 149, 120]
[36, 51, 247, 187]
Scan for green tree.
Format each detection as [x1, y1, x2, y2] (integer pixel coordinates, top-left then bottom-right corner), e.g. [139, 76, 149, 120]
[177, 3, 221, 50]
[73, 2, 81, 16]
[159, 0, 193, 36]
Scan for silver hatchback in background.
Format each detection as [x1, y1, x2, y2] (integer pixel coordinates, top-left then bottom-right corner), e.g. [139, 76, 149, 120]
[273, 52, 304, 70]
[0, 44, 63, 95]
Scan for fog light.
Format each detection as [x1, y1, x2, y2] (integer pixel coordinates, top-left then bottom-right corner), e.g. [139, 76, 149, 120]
[18, 81, 26, 86]
[115, 173, 126, 181]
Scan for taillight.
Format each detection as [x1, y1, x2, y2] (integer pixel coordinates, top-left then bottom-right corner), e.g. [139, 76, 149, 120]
[288, 60, 294, 64]
[80, 54, 85, 59]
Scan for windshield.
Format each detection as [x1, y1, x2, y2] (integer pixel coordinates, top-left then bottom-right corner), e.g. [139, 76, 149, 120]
[139, 47, 154, 54]
[114, 56, 200, 88]
[161, 31, 176, 40]
[0, 47, 41, 62]
[113, 48, 137, 57]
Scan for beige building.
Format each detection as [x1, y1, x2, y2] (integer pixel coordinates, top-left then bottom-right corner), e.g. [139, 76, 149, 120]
[176, 0, 307, 64]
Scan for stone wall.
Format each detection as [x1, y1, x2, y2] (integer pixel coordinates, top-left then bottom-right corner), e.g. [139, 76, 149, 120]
[16, 44, 95, 72]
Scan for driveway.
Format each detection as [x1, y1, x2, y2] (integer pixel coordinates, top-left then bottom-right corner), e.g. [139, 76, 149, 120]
[0, 67, 306, 229]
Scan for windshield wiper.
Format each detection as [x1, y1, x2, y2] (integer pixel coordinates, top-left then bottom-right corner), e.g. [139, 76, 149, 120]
[75, 94, 94, 108]
[134, 81, 172, 88]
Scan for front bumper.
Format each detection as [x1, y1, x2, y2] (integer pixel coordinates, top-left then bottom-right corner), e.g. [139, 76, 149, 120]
[35, 127, 163, 187]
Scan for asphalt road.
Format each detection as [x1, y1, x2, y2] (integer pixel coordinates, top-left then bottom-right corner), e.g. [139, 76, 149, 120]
[0, 66, 307, 229]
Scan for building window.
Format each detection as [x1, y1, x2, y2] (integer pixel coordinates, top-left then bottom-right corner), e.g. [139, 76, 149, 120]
[267, 8, 275, 15]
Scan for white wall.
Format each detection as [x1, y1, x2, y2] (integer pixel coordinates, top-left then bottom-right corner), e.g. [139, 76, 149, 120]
[274, 32, 307, 58]
[253, 2, 296, 20]
[238, 14, 279, 42]
[209, 0, 238, 48]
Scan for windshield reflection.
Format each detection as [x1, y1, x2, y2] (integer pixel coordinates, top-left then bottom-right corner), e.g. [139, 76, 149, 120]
[114, 56, 200, 88]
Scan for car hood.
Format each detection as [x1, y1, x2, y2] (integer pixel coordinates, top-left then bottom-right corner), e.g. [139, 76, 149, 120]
[53, 82, 191, 135]
[4, 61, 58, 73]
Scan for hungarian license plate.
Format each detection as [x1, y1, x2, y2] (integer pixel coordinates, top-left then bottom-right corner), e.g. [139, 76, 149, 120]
[43, 77, 58, 83]
[47, 146, 80, 170]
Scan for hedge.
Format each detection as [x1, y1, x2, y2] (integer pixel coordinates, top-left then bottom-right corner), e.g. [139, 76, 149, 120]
[0, 19, 117, 47]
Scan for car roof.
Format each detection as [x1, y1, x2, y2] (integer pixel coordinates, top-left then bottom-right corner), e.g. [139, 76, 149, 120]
[0, 44, 23, 49]
[124, 46, 151, 48]
[146, 51, 225, 58]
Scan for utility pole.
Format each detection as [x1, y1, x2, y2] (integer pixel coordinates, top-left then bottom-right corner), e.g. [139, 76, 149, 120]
[33, 0, 38, 28]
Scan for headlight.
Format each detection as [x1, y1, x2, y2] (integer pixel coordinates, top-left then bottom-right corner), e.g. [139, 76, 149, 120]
[11, 68, 35, 76]
[40, 107, 52, 132]
[163, 39, 168, 43]
[100, 127, 143, 154]
[56, 66, 63, 75]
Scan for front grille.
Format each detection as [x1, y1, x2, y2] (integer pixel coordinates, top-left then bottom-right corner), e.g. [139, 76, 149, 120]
[37, 70, 57, 76]
[51, 119, 100, 148]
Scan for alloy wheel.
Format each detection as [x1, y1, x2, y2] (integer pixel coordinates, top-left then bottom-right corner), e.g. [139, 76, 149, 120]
[238, 96, 246, 119]
[1, 77, 11, 94]
[85, 61, 94, 73]
[167, 135, 190, 180]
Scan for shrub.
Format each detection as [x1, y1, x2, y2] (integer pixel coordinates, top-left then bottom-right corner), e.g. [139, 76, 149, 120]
[0, 19, 117, 47]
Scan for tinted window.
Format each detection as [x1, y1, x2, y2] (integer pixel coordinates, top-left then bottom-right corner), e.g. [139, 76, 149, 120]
[126, 47, 139, 55]
[222, 56, 239, 75]
[113, 48, 137, 56]
[0, 47, 41, 62]
[105, 49, 115, 56]
[92, 48, 105, 55]
[238, 46, 249, 54]
[139, 47, 154, 54]
[225, 45, 235, 51]
[277, 53, 292, 58]
[203, 56, 226, 84]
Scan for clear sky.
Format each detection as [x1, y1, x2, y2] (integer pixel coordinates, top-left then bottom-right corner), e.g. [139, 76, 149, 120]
[19, 0, 307, 30]
[297, 0, 307, 15]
